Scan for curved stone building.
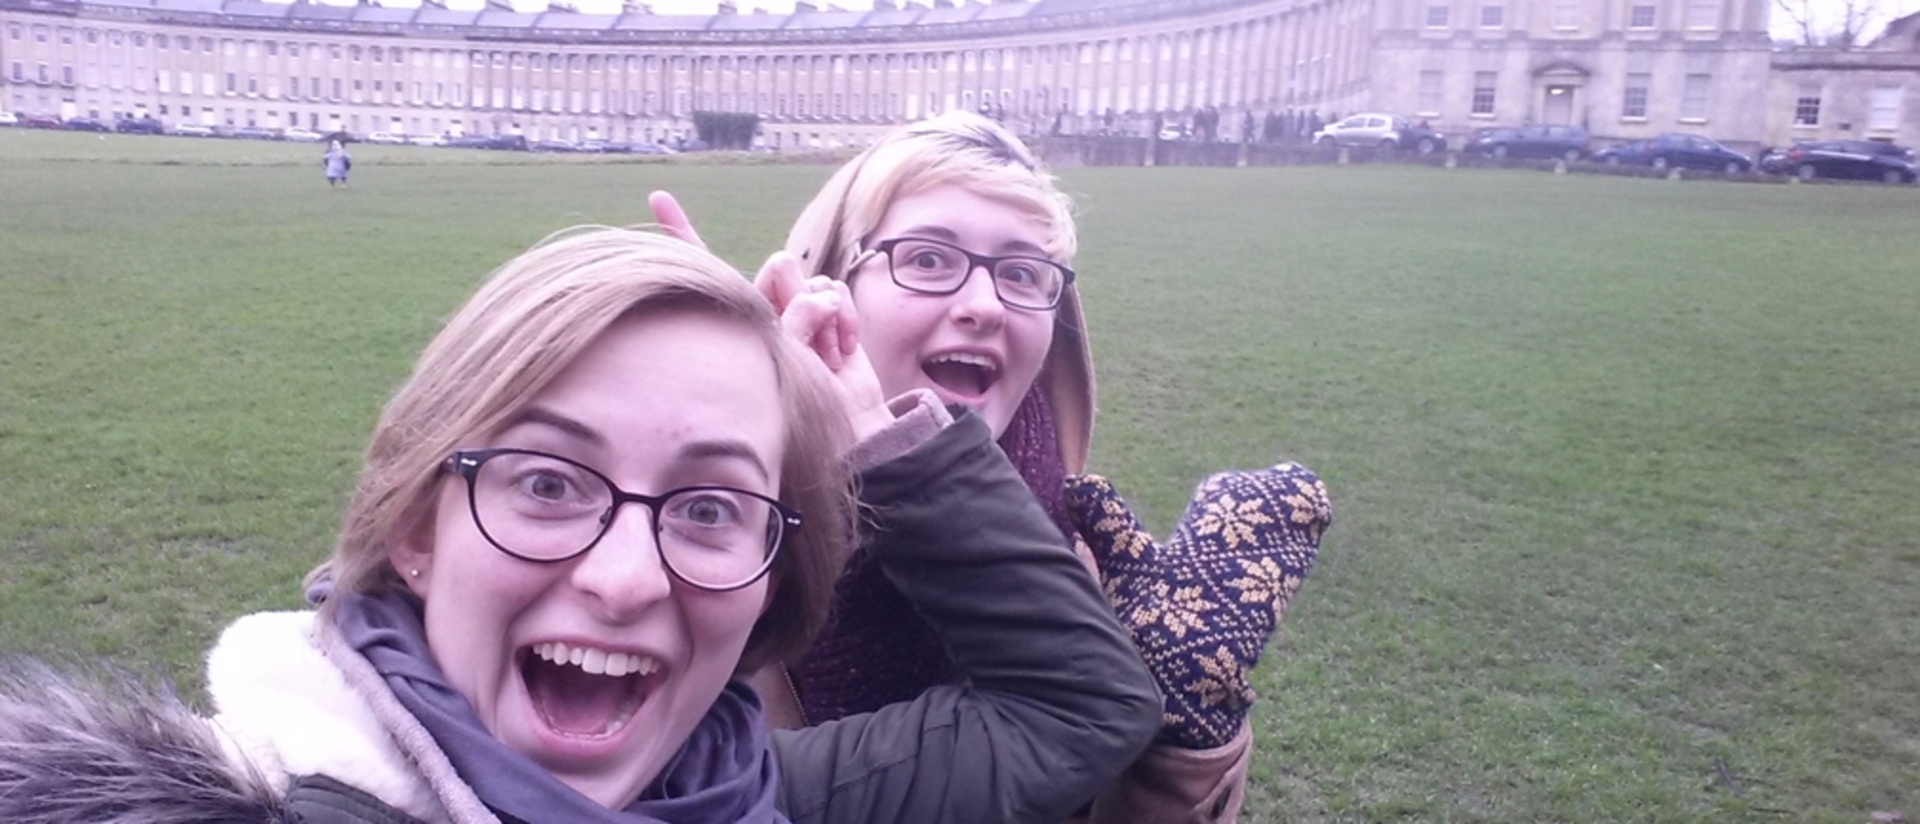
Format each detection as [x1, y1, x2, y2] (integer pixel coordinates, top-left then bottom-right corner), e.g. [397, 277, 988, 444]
[1, 0, 1914, 151]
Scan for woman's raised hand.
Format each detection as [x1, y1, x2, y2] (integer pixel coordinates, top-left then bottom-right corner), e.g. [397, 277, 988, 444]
[647, 190, 705, 248]
[754, 252, 893, 440]
[648, 189, 890, 437]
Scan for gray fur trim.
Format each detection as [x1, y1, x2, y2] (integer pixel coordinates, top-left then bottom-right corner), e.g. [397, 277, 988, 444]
[0, 656, 291, 824]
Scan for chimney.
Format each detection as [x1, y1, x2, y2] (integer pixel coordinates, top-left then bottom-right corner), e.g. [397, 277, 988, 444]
[716, 0, 735, 11]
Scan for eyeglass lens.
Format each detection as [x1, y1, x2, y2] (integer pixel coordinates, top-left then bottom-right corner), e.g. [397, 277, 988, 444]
[884, 237, 1066, 309]
[464, 450, 780, 589]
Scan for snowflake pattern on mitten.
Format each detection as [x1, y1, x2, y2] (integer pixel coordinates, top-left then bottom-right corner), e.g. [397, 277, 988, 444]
[1064, 463, 1330, 750]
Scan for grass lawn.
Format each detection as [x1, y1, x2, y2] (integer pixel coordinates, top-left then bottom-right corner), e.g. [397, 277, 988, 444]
[3, 129, 1917, 822]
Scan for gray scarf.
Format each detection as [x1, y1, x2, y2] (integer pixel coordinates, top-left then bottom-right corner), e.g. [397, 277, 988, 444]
[332, 591, 785, 824]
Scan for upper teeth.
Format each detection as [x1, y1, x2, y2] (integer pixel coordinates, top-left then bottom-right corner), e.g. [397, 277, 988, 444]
[532, 641, 659, 678]
[931, 353, 995, 369]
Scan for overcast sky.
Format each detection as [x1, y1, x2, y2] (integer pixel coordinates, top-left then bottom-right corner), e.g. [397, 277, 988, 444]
[642, 0, 1920, 43]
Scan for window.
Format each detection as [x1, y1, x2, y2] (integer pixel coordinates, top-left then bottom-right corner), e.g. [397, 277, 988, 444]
[1472, 71, 1496, 114]
[1480, 5, 1504, 26]
[225, 72, 236, 93]
[1622, 73, 1650, 118]
[1426, 5, 1450, 26]
[1685, 0, 1717, 28]
[1418, 70, 1442, 114]
[1629, 3, 1657, 27]
[1681, 73, 1710, 120]
[1552, 0, 1579, 27]
[1868, 87, 1902, 131]
[7, 23, 19, 41]
[8, 62, 19, 82]
[1793, 86, 1820, 126]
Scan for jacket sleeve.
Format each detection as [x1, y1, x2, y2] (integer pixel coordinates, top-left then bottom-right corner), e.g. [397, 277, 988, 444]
[770, 410, 1161, 824]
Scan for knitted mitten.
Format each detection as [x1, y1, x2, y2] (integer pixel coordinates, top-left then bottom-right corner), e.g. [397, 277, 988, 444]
[1064, 462, 1331, 750]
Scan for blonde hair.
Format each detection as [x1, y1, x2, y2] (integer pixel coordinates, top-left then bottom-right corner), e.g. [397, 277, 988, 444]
[783, 111, 1095, 473]
[313, 228, 855, 670]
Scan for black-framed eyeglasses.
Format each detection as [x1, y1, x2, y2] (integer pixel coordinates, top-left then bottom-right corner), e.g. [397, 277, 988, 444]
[857, 236, 1074, 311]
[444, 448, 801, 592]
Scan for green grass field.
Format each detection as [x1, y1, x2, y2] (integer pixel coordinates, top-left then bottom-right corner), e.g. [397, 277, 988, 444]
[3, 128, 1917, 822]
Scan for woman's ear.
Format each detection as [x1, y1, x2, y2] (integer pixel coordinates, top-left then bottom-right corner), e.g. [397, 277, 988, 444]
[387, 519, 435, 598]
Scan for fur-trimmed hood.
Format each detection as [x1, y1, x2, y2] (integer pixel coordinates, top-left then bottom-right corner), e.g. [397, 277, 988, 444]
[0, 611, 469, 824]
[0, 656, 290, 824]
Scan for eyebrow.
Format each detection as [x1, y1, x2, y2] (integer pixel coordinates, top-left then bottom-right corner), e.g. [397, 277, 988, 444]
[506, 406, 774, 483]
[893, 225, 1048, 257]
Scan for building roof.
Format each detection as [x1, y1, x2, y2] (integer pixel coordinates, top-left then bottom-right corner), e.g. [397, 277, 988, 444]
[0, 0, 1269, 43]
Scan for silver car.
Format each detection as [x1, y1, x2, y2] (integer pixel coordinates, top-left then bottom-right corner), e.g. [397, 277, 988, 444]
[1314, 113, 1418, 152]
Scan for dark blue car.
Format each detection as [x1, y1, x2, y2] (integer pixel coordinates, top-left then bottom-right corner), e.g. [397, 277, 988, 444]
[1465, 124, 1590, 161]
[1593, 133, 1751, 173]
[1760, 140, 1916, 183]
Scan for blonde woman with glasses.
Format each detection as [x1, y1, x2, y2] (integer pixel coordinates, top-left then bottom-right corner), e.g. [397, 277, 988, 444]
[0, 228, 1158, 824]
[655, 111, 1332, 823]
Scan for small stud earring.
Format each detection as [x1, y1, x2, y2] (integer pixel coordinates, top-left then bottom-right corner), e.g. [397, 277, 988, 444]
[408, 568, 420, 578]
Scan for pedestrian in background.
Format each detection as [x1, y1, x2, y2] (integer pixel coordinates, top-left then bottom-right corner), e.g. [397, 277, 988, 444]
[323, 139, 351, 188]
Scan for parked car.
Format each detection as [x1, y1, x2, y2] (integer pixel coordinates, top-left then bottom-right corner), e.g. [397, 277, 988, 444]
[1593, 133, 1751, 173]
[22, 113, 64, 129]
[0, 111, 19, 127]
[172, 122, 216, 137]
[114, 116, 165, 135]
[1760, 140, 1917, 183]
[530, 138, 582, 153]
[63, 116, 113, 133]
[365, 131, 406, 144]
[227, 125, 281, 140]
[1312, 112, 1444, 153]
[1465, 124, 1590, 161]
[282, 127, 324, 142]
[443, 133, 522, 150]
[407, 134, 447, 147]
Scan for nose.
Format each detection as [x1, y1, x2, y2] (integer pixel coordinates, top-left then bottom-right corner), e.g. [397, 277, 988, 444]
[948, 262, 1007, 329]
[569, 504, 674, 620]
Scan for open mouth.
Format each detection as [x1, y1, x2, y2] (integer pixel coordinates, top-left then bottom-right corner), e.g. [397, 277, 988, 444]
[922, 352, 999, 399]
[522, 641, 658, 738]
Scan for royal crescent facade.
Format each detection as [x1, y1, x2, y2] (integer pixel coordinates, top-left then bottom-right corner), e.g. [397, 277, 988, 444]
[2, 0, 1916, 152]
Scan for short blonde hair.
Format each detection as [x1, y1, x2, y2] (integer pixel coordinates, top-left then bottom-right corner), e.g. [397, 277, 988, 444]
[784, 111, 1076, 281]
[783, 111, 1095, 473]
[315, 228, 855, 671]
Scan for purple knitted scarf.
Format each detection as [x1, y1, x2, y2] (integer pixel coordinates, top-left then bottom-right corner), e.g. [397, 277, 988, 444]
[787, 387, 1071, 722]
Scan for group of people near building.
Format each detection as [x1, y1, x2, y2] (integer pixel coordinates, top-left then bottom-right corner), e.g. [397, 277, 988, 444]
[1, 111, 1331, 824]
